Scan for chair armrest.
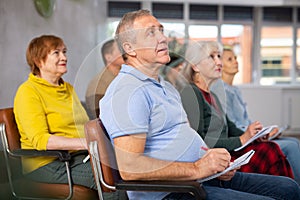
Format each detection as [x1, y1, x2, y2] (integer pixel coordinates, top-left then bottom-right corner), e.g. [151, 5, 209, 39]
[116, 180, 206, 200]
[11, 149, 71, 161]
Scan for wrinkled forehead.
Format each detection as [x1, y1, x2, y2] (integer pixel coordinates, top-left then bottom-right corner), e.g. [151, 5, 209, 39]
[201, 47, 220, 58]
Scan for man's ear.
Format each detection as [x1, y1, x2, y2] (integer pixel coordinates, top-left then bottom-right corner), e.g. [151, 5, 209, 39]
[105, 54, 112, 64]
[123, 42, 136, 57]
[191, 64, 199, 72]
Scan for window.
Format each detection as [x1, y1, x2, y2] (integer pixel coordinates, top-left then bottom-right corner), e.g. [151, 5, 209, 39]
[107, 21, 119, 37]
[189, 4, 218, 20]
[152, 3, 183, 19]
[261, 57, 283, 76]
[260, 26, 293, 85]
[296, 29, 300, 82]
[105, 1, 300, 86]
[263, 7, 293, 22]
[298, 8, 300, 23]
[188, 25, 218, 41]
[108, 1, 141, 17]
[224, 6, 253, 22]
[161, 22, 185, 38]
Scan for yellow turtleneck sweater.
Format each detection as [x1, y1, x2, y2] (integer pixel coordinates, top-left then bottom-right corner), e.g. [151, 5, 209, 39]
[14, 73, 89, 173]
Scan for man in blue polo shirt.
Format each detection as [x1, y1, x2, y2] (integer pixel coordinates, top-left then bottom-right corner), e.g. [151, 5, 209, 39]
[100, 9, 300, 200]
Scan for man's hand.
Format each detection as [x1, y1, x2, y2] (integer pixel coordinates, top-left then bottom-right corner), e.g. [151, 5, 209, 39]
[195, 148, 231, 179]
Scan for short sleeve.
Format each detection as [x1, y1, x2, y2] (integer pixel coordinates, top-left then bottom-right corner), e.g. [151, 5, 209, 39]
[101, 83, 151, 139]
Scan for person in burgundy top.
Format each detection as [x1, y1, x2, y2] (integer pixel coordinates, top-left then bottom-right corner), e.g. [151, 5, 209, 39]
[179, 40, 293, 178]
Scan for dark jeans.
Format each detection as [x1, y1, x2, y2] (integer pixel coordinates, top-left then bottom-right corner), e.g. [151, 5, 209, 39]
[204, 172, 300, 200]
[162, 193, 195, 200]
[163, 172, 300, 200]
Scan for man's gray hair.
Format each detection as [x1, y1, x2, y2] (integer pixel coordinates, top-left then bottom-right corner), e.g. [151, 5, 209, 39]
[114, 9, 152, 61]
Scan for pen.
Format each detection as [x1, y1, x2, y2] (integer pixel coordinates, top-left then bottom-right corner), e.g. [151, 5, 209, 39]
[201, 146, 209, 151]
[83, 155, 90, 163]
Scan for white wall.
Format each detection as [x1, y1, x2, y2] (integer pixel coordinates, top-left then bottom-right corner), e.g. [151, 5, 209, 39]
[0, 0, 107, 109]
[239, 84, 300, 134]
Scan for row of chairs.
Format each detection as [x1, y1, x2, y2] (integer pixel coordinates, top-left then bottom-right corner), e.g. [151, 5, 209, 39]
[0, 107, 206, 200]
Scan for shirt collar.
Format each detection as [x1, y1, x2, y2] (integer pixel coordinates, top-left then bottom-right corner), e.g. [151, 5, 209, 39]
[120, 64, 166, 87]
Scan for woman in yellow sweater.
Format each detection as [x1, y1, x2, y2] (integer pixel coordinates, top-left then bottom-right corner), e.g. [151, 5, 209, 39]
[13, 35, 95, 189]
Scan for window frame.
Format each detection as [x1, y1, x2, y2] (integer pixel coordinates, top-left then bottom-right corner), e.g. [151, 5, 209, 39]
[105, 1, 300, 85]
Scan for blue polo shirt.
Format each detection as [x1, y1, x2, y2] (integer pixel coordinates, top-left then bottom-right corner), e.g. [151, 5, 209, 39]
[100, 64, 206, 200]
